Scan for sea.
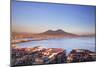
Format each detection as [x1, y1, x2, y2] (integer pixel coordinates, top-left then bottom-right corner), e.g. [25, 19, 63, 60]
[16, 37, 96, 53]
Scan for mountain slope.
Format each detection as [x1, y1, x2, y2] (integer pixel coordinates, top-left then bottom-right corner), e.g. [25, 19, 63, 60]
[39, 29, 78, 36]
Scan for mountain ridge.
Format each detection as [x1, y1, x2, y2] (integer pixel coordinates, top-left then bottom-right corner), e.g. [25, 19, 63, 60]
[39, 29, 78, 36]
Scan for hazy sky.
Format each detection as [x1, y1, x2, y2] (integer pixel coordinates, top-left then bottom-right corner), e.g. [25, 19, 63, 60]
[12, 0, 96, 35]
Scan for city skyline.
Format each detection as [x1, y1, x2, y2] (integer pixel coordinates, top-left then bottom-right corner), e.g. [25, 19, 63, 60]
[12, 1, 96, 35]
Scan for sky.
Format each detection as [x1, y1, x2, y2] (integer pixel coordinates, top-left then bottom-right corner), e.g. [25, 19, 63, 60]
[12, 0, 96, 35]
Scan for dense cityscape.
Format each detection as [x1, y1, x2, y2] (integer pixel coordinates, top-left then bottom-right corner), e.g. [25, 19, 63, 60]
[11, 44, 96, 67]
